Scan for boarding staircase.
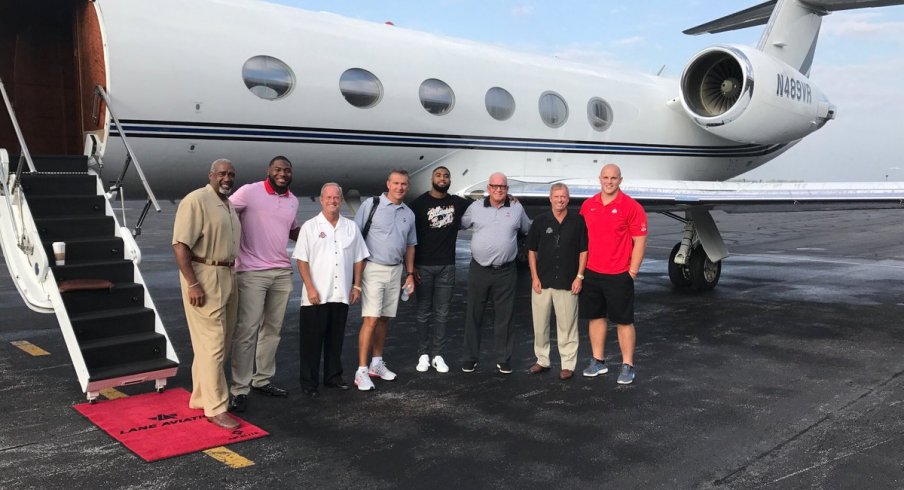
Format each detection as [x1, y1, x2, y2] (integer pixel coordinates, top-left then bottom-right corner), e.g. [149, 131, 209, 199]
[0, 80, 178, 402]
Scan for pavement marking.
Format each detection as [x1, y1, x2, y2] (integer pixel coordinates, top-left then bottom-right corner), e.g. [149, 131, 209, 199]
[203, 446, 255, 468]
[100, 388, 128, 400]
[10, 340, 50, 356]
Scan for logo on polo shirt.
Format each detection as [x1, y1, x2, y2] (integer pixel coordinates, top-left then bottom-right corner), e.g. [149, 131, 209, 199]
[611, 209, 618, 214]
[546, 227, 553, 234]
[319, 231, 326, 238]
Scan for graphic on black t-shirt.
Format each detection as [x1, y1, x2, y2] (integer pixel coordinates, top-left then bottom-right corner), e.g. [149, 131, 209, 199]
[427, 205, 456, 229]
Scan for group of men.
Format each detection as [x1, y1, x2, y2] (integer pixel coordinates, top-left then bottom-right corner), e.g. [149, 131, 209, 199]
[172, 158, 647, 430]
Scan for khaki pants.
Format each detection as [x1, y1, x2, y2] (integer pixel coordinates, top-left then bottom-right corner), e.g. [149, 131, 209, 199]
[531, 288, 579, 370]
[230, 268, 293, 394]
[182, 264, 237, 417]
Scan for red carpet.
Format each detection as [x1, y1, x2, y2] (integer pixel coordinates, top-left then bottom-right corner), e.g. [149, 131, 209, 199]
[73, 388, 268, 461]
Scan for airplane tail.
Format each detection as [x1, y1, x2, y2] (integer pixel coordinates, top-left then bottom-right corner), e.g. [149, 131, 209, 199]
[684, 0, 904, 75]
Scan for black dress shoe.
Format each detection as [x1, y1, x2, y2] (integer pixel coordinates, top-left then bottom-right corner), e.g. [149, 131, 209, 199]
[251, 383, 289, 398]
[228, 394, 248, 413]
[324, 380, 350, 390]
[300, 388, 320, 398]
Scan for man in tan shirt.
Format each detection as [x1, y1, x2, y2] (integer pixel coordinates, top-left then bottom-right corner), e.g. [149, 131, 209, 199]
[172, 159, 242, 429]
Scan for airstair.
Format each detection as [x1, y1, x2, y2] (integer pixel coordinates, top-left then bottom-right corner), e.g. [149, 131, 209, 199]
[0, 80, 178, 402]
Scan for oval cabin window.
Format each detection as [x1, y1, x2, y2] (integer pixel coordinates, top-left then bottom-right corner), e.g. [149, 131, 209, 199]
[419, 79, 455, 115]
[340, 68, 383, 108]
[242, 55, 294, 100]
[539, 92, 568, 128]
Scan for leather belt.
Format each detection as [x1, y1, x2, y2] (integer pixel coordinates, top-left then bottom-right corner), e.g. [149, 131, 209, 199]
[192, 256, 235, 267]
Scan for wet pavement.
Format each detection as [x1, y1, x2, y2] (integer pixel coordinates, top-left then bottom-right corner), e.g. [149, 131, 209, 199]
[1, 202, 903, 489]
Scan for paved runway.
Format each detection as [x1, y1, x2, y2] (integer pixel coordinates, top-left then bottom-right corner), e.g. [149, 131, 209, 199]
[1, 201, 903, 489]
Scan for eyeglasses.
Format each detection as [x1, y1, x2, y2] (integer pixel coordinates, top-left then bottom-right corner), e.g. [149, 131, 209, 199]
[488, 184, 509, 190]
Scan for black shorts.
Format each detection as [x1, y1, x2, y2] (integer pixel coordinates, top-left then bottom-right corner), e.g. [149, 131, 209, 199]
[579, 270, 635, 325]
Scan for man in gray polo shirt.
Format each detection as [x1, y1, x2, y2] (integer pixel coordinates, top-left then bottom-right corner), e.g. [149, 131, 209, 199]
[353, 169, 417, 391]
[460, 172, 531, 374]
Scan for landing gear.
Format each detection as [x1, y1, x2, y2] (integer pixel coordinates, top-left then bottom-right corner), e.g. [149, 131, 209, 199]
[668, 242, 721, 291]
[155, 379, 167, 394]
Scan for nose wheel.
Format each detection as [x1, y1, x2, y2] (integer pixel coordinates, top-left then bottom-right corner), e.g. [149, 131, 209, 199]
[668, 242, 721, 291]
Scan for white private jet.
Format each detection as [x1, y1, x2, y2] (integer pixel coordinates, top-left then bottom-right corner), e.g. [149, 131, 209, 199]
[2, 0, 904, 294]
[3, 0, 904, 400]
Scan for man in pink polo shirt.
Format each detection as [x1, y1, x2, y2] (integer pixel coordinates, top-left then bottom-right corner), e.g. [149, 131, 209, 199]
[227, 156, 300, 412]
[579, 163, 647, 385]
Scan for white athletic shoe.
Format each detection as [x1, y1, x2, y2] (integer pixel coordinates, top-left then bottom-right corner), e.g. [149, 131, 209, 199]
[355, 369, 375, 391]
[416, 354, 430, 372]
[369, 360, 397, 381]
[432, 355, 450, 373]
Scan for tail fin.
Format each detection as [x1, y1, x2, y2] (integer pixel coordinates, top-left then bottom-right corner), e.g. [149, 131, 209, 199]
[685, 0, 904, 75]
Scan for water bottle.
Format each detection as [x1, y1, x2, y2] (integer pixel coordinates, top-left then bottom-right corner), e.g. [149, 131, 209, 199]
[400, 283, 414, 302]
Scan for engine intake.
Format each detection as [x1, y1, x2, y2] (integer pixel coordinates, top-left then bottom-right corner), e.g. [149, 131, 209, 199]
[679, 45, 835, 145]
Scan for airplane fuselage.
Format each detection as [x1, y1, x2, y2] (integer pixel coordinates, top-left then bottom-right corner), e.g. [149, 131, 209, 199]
[86, 0, 786, 199]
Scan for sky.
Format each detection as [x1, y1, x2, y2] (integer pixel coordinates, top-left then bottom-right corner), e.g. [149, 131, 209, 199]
[270, 0, 904, 182]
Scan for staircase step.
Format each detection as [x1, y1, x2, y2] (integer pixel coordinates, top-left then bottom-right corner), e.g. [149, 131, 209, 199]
[29, 195, 106, 218]
[65, 286, 147, 318]
[43, 237, 124, 265]
[19, 173, 97, 196]
[34, 216, 114, 242]
[53, 259, 134, 283]
[87, 358, 179, 383]
[26, 154, 89, 173]
[80, 332, 168, 370]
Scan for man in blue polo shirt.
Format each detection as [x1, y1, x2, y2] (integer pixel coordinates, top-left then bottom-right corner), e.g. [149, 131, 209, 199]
[353, 169, 417, 391]
[460, 172, 531, 375]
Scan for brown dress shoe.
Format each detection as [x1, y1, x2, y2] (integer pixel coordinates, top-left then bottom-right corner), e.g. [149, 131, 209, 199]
[207, 412, 240, 430]
[559, 369, 574, 380]
[529, 363, 550, 374]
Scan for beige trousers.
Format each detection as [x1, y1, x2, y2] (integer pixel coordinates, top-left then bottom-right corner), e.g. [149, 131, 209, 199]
[181, 263, 237, 417]
[531, 288, 579, 370]
[230, 268, 293, 394]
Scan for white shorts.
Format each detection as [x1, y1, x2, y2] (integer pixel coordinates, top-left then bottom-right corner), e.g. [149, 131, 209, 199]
[360, 262, 403, 318]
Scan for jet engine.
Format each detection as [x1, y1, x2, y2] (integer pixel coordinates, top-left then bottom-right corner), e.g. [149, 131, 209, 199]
[679, 45, 836, 145]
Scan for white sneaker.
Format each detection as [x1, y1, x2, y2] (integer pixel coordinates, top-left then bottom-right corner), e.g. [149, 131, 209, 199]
[416, 355, 430, 372]
[369, 360, 397, 381]
[431, 355, 449, 373]
[354, 369, 375, 391]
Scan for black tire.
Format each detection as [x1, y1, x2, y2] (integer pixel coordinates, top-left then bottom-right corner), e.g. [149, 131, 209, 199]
[668, 243, 692, 288]
[689, 246, 721, 291]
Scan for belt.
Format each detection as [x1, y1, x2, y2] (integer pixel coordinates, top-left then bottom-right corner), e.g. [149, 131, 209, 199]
[474, 259, 513, 270]
[192, 256, 235, 267]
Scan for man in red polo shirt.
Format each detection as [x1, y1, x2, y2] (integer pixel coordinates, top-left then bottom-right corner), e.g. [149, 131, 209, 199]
[579, 163, 647, 384]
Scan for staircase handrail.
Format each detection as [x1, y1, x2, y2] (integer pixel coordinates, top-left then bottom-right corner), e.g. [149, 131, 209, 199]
[0, 77, 37, 175]
[94, 85, 161, 215]
[0, 151, 22, 241]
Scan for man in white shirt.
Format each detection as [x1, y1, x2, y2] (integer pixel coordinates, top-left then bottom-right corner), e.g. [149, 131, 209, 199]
[293, 183, 369, 397]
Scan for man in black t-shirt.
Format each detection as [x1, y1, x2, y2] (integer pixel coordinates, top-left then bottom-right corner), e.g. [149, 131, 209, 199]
[409, 166, 471, 374]
[526, 183, 588, 380]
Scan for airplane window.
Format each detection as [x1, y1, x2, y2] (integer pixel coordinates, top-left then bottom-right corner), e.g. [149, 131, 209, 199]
[539, 92, 568, 128]
[340, 68, 383, 108]
[587, 97, 613, 131]
[485, 87, 515, 121]
[242, 55, 294, 100]
[419, 79, 455, 115]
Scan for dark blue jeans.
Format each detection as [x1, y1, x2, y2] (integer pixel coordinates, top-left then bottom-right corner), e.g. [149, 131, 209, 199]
[415, 264, 455, 356]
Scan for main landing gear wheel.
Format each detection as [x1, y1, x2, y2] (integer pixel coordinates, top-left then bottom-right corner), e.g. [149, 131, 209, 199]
[688, 246, 721, 291]
[668, 244, 692, 288]
[667, 243, 721, 291]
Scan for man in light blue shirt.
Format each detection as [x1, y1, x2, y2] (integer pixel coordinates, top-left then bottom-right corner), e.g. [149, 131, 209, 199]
[460, 172, 531, 375]
[352, 169, 417, 391]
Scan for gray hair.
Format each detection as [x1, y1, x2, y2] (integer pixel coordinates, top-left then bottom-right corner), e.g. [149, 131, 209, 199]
[549, 183, 569, 196]
[320, 182, 343, 197]
[209, 158, 233, 172]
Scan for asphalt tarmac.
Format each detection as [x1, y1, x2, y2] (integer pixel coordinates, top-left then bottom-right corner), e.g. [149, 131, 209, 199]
[1, 201, 903, 489]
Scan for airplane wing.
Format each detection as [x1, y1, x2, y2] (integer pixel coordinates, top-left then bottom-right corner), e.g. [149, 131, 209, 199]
[462, 178, 904, 213]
